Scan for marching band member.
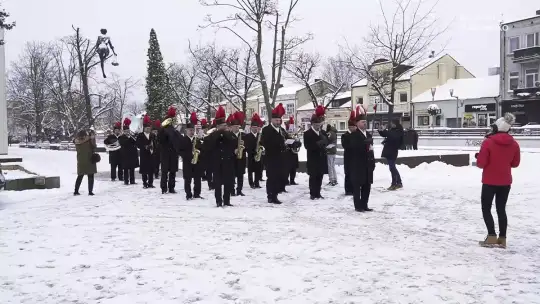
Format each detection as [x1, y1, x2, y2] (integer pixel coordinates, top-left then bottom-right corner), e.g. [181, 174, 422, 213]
[284, 116, 302, 186]
[230, 111, 247, 196]
[118, 117, 139, 185]
[152, 119, 161, 179]
[104, 121, 123, 181]
[136, 115, 156, 189]
[349, 105, 375, 212]
[303, 105, 329, 200]
[340, 109, 357, 196]
[206, 106, 236, 207]
[258, 119, 266, 182]
[244, 113, 263, 189]
[199, 118, 209, 183]
[261, 103, 288, 204]
[179, 113, 204, 200]
[200, 118, 213, 190]
[158, 106, 182, 194]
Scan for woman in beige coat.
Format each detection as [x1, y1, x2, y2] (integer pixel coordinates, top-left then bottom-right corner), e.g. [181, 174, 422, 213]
[74, 130, 97, 195]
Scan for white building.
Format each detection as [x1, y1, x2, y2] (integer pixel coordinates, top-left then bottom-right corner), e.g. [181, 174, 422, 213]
[257, 84, 304, 118]
[411, 75, 500, 128]
[0, 29, 7, 155]
[296, 91, 352, 131]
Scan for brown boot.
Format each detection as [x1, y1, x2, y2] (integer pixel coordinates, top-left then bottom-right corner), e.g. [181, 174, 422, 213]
[497, 237, 506, 248]
[479, 235, 498, 247]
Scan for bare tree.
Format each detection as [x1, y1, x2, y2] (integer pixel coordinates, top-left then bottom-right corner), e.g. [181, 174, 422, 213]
[104, 73, 141, 125]
[343, 0, 447, 117]
[69, 26, 116, 127]
[166, 61, 204, 115]
[285, 51, 321, 107]
[200, 0, 311, 121]
[125, 101, 144, 114]
[7, 42, 55, 139]
[321, 53, 356, 89]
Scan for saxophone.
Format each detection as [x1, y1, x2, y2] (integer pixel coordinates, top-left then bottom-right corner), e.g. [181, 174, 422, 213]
[254, 132, 264, 162]
[191, 136, 200, 165]
[236, 131, 245, 160]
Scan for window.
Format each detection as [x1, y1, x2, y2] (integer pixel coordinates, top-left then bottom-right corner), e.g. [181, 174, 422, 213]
[526, 33, 539, 47]
[509, 71, 520, 90]
[435, 115, 441, 126]
[356, 97, 364, 104]
[286, 103, 295, 115]
[247, 108, 254, 117]
[509, 37, 520, 52]
[339, 121, 346, 131]
[261, 106, 267, 117]
[399, 92, 408, 103]
[370, 95, 388, 111]
[525, 68, 539, 88]
[418, 115, 430, 126]
[331, 100, 340, 108]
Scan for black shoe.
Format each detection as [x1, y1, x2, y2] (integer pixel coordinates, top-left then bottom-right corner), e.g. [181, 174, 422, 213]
[143, 184, 148, 189]
[216, 204, 223, 208]
[148, 185, 155, 188]
[111, 178, 116, 181]
[273, 198, 283, 204]
[345, 192, 353, 196]
[224, 203, 233, 206]
[317, 195, 325, 199]
[124, 182, 129, 185]
[194, 195, 203, 199]
[363, 208, 374, 212]
[230, 192, 236, 197]
[186, 195, 193, 200]
[169, 189, 176, 194]
[237, 191, 245, 196]
[74, 192, 80, 196]
[130, 182, 136, 185]
[88, 192, 94, 196]
[355, 209, 364, 212]
[310, 196, 317, 200]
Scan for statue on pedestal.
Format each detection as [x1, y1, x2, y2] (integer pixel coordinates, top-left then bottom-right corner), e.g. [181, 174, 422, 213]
[95, 28, 118, 78]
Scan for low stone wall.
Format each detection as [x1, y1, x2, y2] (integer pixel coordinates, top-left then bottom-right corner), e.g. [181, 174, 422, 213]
[297, 154, 470, 173]
[0, 157, 23, 163]
[1, 164, 61, 191]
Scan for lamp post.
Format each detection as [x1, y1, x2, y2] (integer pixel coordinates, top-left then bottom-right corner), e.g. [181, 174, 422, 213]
[449, 88, 463, 128]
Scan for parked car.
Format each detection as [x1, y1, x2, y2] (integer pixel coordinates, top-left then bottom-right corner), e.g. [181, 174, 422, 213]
[0, 167, 6, 191]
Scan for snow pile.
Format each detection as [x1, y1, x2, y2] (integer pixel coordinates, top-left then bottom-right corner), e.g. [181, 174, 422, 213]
[412, 75, 499, 103]
[0, 149, 539, 303]
[1, 170, 36, 180]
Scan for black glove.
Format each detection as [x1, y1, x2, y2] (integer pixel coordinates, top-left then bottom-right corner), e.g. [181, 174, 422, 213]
[474, 153, 479, 159]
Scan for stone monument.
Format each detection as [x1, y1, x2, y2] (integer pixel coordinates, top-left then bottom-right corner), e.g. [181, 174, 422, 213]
[0, 28, 7, 155]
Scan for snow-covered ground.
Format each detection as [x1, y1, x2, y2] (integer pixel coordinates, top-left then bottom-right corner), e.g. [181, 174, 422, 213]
[1, 147, 539, 303]
[1, 169, 36, 180]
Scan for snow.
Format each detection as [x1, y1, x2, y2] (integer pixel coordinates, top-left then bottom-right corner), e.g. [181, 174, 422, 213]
[1, 169, 36, 180]
[412, 76, 499, 103]
[351, 77, 367, 87]
[427, 103, 440, 111]
[397, 53, 446, 81]
[517, 92, 530, 97]
[1, 147, 540, 303]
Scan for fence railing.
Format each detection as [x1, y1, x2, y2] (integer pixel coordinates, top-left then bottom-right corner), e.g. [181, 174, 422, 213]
[336, 126, 540, 137]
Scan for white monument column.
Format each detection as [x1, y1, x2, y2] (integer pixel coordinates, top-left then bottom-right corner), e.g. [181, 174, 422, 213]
[0, 29, 7, 155]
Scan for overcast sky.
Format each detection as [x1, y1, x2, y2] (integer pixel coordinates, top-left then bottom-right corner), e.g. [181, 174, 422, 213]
[3, 0, 540, 100]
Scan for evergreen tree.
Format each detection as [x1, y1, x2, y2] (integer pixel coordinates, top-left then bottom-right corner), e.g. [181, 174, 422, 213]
[145, 29, 170, 119]
[0, 4, 16, 45]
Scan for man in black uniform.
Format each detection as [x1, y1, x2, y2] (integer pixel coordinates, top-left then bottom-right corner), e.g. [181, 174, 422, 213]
[261, 103, 290, 204]
[303, 105, 329, 200]
[230, 111, 247, 196]
[283, 116, 301, 186]
[152, 119, 161, 179]
[244, 113, 263, 189]
[104, 121, 123, 181]
[118, 118, 139, 185]
[136, 115, 156, 188]
[349, 105, 375, 212]
[179, 112, 204, 200]
[340, 110, 357, 196]
[158, 106, 181, 194]
[206, 106, 236, 207]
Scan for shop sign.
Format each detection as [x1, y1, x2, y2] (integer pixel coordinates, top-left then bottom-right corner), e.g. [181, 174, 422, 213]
[464, 103, 495, 112]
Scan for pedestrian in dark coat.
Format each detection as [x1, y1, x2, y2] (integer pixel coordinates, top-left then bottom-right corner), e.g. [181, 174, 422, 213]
[206, 106, 236, 207]
[325, 124, 338, 186]
[136, 115, 156, 188]
[152, 119, 161, 179]
[348, 105, 375, 212]
[158, 106, 181, 194]
[341, 110, 357, 196]
[119, 117, 139, 185]
[74, 129, 97, 195]
[284, 116, 301, 186]
[378, 120, 404, 190]
[104, 122, 123, 181]
[244, 113, 263, 189]
[261, 103, 289, 204]
[411, 128, 419, 150]
[179, 112, 204, 200]
[230, 111, 247, 196]
[303, 105, 329, 200]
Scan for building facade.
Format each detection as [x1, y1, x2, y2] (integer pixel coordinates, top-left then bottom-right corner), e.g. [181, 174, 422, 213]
[351, 54, 474, 129]
[296, 91, 351, 131]
[412, 76, 499, 128]
[500, 10, 540, 125]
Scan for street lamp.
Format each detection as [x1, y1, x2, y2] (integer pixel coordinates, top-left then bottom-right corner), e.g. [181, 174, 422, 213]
[449, 89, 464, 128]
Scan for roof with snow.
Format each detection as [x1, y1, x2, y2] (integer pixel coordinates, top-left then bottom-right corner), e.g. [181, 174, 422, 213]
[412, 75, 499, 103]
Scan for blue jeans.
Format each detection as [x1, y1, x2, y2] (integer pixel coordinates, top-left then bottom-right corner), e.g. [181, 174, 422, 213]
[386, 159, 402, 186]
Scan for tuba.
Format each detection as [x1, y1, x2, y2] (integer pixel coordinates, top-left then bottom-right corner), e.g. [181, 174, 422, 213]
[122, 111, 146, 136]
[105, 137, 121, 151]
[191, 136, 200, 165]
[236, 131, 245, 159]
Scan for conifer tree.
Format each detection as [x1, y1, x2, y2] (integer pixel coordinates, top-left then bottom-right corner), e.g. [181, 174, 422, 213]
[145, 29, 170, 119]
[0, 4, 16, 45]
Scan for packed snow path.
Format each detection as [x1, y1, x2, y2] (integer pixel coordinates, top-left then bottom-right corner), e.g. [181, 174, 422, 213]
[1, 148, 539, 303]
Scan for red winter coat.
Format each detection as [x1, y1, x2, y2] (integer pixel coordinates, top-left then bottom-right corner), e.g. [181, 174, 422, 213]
[476, 132, 520, 186]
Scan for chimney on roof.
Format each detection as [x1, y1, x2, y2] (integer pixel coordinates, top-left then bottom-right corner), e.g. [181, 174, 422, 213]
[314, 79, 322, 83]
[488, 67, 500, 76]
[537, 10, 540, 15]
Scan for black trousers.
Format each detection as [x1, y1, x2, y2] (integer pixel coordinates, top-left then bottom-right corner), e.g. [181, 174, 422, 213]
[344, 172, 353, 194]
[288, 168, 297, 183]
[266, 163, 282, 200]
[110, 163, 123, 181]
[161, 171, 176, 191]
[247, 159, 262, 186]
[75, 174, 94, 193]
[184, 176, 202, 197]
[154, 160, 160, 178]
[142, 174, 154, 187]
[481, 184, 511, 237]
[123, 168, 135, 184]
[308, 174, 324, 197]
[214, 171, 233, 206]
[353, 184, 371, 210]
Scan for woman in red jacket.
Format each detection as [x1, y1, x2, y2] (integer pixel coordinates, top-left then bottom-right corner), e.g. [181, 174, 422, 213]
[476, 113, 520, 248]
